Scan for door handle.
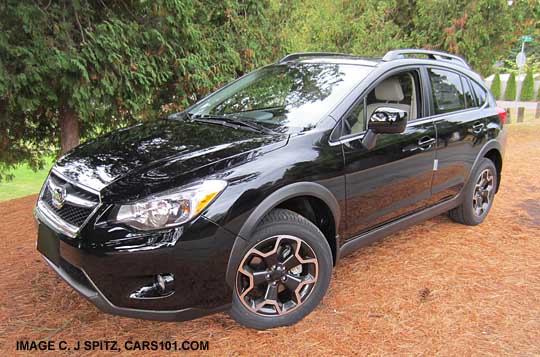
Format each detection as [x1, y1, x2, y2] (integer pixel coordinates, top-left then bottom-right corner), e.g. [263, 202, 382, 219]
[403, 136, 435, 152]
[417, 137, 436, 150]
[472, 122, 485, 134]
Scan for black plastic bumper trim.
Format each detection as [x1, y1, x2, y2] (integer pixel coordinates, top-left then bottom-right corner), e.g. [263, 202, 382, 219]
[42, 256, 230, 322]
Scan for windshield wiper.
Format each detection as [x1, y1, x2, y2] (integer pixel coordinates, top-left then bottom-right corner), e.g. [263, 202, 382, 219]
[168, 111, 191, 121]
[190, 114, 276, 134]
[230, 106, 283, 113]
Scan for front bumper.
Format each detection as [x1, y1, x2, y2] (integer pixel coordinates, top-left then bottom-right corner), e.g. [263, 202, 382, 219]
[41, 255, 228, 321]
[35, 206, 236, 321]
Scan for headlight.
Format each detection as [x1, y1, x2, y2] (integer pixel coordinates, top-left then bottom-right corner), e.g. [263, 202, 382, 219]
[111, 180, 227, 230]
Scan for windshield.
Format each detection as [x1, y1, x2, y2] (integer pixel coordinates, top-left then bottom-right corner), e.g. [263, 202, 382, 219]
[188, 63, 372, 130]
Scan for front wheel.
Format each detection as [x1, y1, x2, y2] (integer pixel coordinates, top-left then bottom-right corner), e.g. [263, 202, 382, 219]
[229, 209, 333, 330]
[449, 158, 498, 226]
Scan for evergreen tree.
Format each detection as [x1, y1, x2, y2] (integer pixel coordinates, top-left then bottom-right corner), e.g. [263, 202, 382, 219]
[491, 72, 502, 100]
[504, 72, 517, 101]
[520, 69, 535, 101]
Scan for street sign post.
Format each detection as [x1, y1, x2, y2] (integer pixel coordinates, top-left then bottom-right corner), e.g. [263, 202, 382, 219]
[516, 51, 526, 69]
[515, 36, 532, 104]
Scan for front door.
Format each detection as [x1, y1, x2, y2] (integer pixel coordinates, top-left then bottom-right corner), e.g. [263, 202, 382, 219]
[339, 70, 437, 240]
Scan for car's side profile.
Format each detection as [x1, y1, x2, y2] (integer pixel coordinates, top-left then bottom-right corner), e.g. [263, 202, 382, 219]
[35, 49, 506, 329]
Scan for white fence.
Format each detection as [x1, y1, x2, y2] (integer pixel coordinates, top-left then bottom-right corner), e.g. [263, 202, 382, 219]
[496, 100, 539, 110]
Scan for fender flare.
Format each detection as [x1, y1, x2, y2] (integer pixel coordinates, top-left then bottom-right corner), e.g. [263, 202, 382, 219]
[225, 182, 340, 287]
[468, 139, 503, 184]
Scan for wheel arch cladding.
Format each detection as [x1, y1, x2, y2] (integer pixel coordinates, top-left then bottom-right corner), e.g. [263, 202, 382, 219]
[468, 139, 502, 191]
[484, 148, 502, 192]
[225, 182, 341, 288]
[276, 195, 338, 265]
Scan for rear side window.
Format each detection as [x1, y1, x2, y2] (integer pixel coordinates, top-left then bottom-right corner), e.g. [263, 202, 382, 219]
[428, 68, 465, 114]
[470, 80, 488, 107]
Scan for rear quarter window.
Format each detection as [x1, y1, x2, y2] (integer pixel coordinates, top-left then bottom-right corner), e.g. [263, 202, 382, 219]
[470, 80, 488, 107]
[461, 77, 475, 108]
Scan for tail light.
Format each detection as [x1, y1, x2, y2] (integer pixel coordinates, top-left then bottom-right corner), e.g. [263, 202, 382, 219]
[496, 107, 507, 124]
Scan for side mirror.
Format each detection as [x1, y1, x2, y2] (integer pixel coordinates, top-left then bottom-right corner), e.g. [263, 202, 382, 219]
[368, 107, 408, 134]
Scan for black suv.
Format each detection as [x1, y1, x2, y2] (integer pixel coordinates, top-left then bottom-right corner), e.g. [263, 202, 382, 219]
[35, 50, 507, 329]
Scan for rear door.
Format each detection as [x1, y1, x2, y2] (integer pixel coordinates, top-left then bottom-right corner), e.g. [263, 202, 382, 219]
[426, 67, 488, 203]
[337, 68, 437, 240]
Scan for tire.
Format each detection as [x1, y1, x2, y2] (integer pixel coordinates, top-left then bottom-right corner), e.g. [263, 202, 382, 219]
[229, 208, 333, 330]
[448, 158, 498, 226]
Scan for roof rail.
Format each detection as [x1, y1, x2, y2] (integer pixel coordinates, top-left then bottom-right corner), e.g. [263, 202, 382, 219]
[382, 49, 470, 69]
[279, 52, 356, 63]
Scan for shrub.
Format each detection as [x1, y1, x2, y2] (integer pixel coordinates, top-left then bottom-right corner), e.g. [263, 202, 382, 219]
[490, 72, 502, 100]
[504, 72, 517, 101]
[520, 69, 535, 101]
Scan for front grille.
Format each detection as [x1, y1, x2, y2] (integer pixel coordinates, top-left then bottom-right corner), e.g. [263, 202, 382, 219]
[42, 187, 94, 226]
[40, 172, 100, 229]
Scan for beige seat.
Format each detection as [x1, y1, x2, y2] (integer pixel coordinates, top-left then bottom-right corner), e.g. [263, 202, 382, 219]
[366, 77, 411, 120]
[351, 76, 415, 134]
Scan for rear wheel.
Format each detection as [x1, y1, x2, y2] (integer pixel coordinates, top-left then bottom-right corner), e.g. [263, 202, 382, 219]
[229, 209, 332, 329]
[449, 158, 498, 226]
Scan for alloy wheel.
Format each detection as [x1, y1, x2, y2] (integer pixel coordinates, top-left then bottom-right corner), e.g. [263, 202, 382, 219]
[236, 235, 319, 316]
[472, 168, 495, 217]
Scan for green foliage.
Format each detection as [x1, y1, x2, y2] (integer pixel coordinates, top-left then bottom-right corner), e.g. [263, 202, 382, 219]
[520, 69, 535, 101]
[281, 0, 409, 56]
[281, 1, 348, 53]
[281, 0, 521, 76]
[491, 72, 502, 100]
[499, 0, 540, 73]
[411, 0, 514, 76]
[346, 1, 410, 56]
[505, 72, 517, 101]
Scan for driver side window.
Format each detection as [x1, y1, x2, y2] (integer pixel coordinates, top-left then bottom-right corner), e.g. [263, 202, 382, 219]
[341, 71, 421, 137]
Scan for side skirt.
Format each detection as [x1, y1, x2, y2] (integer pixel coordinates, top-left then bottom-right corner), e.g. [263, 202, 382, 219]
[339, 194, 463, 258]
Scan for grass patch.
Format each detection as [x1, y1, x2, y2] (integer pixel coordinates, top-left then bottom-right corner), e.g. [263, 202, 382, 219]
[0, 158, 54, 202]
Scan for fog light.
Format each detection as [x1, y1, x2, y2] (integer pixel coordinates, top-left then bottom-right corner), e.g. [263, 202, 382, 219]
[129, 273, 174, 299]
[156, 273, 174, 293]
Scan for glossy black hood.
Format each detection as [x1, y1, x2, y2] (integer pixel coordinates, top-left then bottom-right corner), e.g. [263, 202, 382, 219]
[54, 119, 287, 201]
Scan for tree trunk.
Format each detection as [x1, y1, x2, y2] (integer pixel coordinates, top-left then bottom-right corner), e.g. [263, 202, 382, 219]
[59, 106, 80, 154]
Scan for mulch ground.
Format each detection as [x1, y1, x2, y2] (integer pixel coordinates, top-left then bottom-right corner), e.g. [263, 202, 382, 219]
[1, 123, 539, 356]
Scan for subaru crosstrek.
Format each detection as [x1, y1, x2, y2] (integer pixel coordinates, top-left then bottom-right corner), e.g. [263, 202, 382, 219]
[35, 49, 507, 329]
